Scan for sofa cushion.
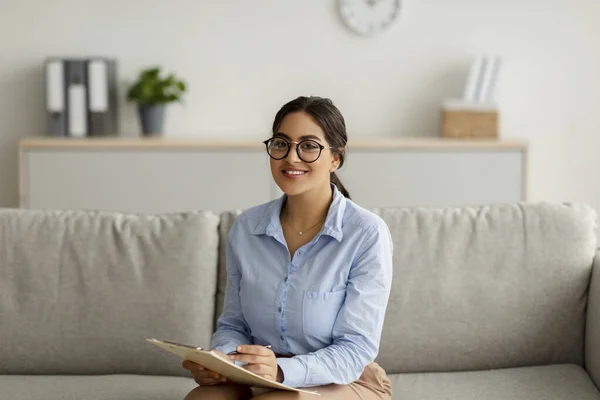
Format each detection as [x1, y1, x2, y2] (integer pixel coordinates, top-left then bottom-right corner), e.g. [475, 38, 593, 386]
[0, 374, 197, 400]
[0, 208, 220, 376]
[587, 249, 600, 389]
[388, 364, 600, 400]
[214, 210, 243, 330]
[374, 203, 597, 374]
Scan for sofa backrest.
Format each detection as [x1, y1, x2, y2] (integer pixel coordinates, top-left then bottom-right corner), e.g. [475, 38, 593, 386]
[374, 202, 597, 374]
[0, 208, 220, 376]
[3, 202, 597, 377]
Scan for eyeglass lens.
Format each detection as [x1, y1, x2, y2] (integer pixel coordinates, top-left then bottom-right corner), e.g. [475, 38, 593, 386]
[267, 137, 322, 162]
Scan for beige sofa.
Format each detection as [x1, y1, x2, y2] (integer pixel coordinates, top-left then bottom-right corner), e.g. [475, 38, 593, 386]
[1, 202, 600, 399]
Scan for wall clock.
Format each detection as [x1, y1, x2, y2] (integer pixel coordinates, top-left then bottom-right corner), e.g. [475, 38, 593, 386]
[338, 0, 402, 37]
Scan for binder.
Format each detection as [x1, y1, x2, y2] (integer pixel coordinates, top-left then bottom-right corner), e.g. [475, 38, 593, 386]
[45, 59, 66, 136]
[87, 58, 118, 136]
[65, 60, 88, 137]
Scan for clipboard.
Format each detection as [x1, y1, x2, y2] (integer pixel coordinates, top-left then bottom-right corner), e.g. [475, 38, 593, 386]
[146, 338, 320, 396]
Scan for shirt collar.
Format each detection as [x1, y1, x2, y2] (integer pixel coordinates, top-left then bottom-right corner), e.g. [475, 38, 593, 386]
[252, 183, 346, 242]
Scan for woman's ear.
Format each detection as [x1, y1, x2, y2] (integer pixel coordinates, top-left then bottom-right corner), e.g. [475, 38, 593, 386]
[330, 154, 341, 173]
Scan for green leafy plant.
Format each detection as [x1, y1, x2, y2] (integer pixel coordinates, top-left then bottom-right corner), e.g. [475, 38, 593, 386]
[127, 67, 187, 105]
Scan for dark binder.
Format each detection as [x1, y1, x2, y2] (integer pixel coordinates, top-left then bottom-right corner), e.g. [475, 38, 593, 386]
[87, 58, 118, 136]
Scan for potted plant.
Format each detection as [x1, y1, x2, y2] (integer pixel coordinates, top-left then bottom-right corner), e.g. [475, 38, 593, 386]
[127, 67, 187, 136]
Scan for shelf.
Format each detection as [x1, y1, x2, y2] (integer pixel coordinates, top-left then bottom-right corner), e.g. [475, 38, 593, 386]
[19, 136, 528, 151]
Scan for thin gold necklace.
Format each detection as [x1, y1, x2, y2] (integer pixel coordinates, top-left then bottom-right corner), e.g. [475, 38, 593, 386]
[284, 217, 326, 236]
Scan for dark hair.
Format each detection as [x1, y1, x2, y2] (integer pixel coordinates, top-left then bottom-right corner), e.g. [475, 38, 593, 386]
[272, 96, 351, 199]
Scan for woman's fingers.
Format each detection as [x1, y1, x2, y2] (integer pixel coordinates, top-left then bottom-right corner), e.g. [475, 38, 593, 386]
[228, 345, 279, 382]
[243, 362, 272, 378]
[182, 360, 204, 371]
[192, 370, 227, 386]
[182, 360, 227, 385]
[229, 353, 269, 365]
[234, 345, 273, 356]
[195, 376, 228, 386]
[228, 345, 274, 365]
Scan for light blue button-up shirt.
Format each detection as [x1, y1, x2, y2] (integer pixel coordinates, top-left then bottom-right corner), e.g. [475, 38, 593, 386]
[210, 184, 393, 388]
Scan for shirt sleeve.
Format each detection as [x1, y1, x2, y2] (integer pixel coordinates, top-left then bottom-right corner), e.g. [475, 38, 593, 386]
[277, 219, 394, 388]
[210, 219, 253, 356]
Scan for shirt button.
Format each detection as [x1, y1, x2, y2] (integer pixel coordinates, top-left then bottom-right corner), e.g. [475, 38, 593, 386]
[284, 277, 288, 282]
[280, 335, 284, 341]
[297, 250, 303, 255]
[278, 307, 282, 312]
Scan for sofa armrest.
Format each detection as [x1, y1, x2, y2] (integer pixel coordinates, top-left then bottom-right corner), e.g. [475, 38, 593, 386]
[586, 248, 600, 389]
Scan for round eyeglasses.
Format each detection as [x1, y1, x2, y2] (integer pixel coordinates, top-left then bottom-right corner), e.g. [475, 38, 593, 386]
[263, 137, 336, 163]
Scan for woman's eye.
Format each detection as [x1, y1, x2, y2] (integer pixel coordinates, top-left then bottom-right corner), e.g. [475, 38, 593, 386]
[301, 143, 319, 150]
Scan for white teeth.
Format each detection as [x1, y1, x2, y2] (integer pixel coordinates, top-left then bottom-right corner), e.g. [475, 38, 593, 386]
[284, 170, 306, 175]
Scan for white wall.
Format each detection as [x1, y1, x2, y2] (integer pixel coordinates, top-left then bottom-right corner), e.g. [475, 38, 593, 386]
[1, 0, 600, 219]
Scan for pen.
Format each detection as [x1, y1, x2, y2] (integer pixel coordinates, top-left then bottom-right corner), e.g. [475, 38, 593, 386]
[227, 345, 272, 356]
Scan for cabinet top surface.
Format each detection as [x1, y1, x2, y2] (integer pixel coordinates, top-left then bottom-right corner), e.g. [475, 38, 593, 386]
[20, 136, 528, 150]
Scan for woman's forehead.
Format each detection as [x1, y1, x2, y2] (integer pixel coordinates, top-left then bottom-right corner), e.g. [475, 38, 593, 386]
[274, 132, 323, 143]
[277, 112, 325, 141]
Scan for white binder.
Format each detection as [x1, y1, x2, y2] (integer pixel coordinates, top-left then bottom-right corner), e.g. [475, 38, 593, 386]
[65, 60, 88, 137]
[45, 60, 66, 136]
[88, 60, 108, 113]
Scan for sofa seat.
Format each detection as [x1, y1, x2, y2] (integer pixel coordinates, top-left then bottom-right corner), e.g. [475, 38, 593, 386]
[0, 374, 197, 400]
[389, 364, 600, 400]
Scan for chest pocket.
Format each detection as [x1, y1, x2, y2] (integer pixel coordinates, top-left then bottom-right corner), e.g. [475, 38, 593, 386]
[302, 289, 346, 339]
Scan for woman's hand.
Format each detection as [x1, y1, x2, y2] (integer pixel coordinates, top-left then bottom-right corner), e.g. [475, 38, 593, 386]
[182, 350, 231, 386]
[228, 345, 284, 382]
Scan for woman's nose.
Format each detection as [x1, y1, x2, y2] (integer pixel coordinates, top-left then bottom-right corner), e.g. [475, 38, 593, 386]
[286, 143, 302, 162]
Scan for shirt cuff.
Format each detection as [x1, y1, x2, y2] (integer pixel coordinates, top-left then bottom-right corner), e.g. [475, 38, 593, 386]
[276, 357, 307, 388]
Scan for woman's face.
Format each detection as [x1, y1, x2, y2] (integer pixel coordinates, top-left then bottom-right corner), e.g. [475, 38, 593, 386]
[268, 112, 340, 197]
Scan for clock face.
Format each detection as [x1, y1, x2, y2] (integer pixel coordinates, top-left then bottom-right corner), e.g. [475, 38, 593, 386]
[338, 0, 402, 37]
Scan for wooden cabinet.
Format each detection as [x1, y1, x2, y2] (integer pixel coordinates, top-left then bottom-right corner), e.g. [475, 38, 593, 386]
[19, 137, 527, 213]
[336, 145, 525, 208]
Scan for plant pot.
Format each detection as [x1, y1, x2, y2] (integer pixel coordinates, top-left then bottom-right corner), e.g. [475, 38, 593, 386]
[138, 104, 166, 136]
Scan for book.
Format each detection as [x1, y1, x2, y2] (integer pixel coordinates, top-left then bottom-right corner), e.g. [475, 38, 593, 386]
[463, 55, 486, 103]
[476, 55, 501, 103]
[146, 338, 320, 396]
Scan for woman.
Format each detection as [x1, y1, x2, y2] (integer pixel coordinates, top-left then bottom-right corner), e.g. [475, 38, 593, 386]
[183, 96, 393, 399]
